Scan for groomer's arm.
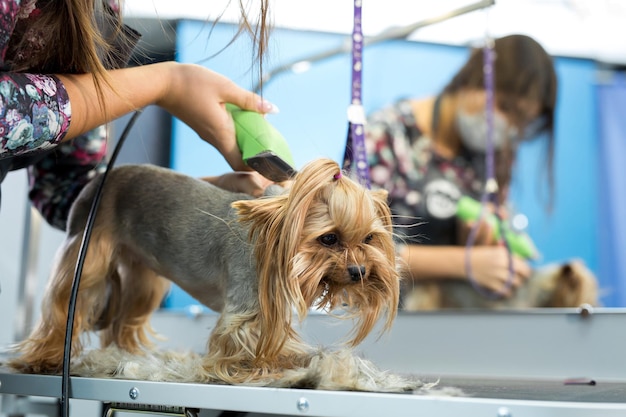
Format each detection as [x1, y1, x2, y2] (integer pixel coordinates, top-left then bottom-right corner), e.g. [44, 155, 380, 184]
[59, 62, 274, 171]
[399, 244, 531, 297]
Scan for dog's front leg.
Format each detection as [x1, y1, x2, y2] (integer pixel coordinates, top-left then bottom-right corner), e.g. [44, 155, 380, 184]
[201, 310, 312, 384]
[201, 308, 263, 383]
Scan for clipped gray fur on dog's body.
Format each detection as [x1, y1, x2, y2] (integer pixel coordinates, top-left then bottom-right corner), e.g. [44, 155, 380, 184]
[68, 164, 258, 314]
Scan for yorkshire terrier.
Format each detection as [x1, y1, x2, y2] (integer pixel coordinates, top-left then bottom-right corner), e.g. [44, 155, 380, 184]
[10, 158, 401, 386]
[402, 259, 599, 310]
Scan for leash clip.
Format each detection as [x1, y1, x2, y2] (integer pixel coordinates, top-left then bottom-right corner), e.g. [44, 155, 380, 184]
[347, 104, 366, 125]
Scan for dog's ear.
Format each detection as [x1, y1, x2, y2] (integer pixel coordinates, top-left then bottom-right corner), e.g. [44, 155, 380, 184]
[232, 195, 286, 228]
[369, 188, 393, 231]
[370, 188, 388, 202]
[548, 260, 599, 307]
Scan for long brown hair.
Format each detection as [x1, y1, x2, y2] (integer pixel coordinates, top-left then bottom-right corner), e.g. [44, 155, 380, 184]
[443, 34, 558, 209]
[5, 0, 122, 116]
[6, 0, 272, 104]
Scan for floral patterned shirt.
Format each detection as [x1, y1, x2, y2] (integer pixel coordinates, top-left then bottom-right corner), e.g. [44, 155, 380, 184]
[366, 99, 487, 246]
[0, 0, 127, 230]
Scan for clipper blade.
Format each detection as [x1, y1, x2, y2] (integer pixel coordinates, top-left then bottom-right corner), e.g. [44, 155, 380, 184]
[246, 151, 297, 182]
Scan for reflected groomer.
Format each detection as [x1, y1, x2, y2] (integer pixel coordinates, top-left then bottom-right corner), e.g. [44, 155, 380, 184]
[365, 34, 598, 309]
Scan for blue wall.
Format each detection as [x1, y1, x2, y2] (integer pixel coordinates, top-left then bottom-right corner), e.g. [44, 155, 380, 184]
[167, 21, 606, 308]
[597, 74, 626, 307]
[509, 58, 599, 292]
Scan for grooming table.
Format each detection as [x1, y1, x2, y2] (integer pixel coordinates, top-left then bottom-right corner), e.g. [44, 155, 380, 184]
[1, 366, 626, 416]
[2, 310, 626, 416]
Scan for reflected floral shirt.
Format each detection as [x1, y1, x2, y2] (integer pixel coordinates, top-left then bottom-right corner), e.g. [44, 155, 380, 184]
[366, 99, 485, 246]
[0, 0, 108, 230]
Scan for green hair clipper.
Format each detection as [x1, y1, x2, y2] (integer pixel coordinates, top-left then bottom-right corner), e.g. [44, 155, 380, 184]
[226, 104, 296, 182]
[457, 196, 539, 260]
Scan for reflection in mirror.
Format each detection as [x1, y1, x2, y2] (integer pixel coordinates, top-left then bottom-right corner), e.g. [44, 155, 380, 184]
[400, 260, 599, 311]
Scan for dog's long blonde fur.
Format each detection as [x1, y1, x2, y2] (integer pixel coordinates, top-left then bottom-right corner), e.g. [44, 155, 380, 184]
[234, 164, 398, 363]
[11, 158, 401, 387]
[70, 346, 437, 394]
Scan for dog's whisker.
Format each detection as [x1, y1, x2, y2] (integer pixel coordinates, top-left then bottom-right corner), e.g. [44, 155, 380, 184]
[389, 213, 424, 223]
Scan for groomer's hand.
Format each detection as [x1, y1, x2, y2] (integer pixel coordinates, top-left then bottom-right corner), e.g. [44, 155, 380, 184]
[59, 62, 275, 169]
[157, 63, 277, 171]
[202, 172, 274, 197]
[467, 246, 532, 297]
[457, 203, 510, 246]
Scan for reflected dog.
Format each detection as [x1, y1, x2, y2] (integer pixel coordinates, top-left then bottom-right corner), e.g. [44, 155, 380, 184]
[11, 158, 401, 385]
[402, 260, 599, 310]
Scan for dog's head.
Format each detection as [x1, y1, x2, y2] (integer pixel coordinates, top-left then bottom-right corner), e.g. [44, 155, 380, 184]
[529, 259, 599, 308]
[233, 158, 399, 362]
[547, 260, 599, 308]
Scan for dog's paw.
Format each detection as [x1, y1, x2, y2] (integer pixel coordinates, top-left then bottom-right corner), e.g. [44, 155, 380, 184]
[7, 356, 63, 375]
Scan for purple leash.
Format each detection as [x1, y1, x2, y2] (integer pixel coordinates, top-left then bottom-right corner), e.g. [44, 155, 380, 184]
[342, 0, 371, 189]
[464, 37, 516, 298]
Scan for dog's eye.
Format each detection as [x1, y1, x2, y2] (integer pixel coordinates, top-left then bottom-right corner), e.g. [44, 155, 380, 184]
[318, 234, 338, 247]
[364, 234, 374, 244]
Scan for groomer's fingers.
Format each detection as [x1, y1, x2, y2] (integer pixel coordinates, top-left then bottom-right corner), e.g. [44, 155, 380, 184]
[497, 256, 532, 297]
[495, 205, 510, 220]
[475, 220, 497, 246]
[232, 172, 274, 197]
[512, 255, 533, 281]
[470, 246, 532, 297]
[458, 219, 498, 246]
[203, 172, 273, 197]
[221, 83, 279, 115]
[214, 83, 279, 171]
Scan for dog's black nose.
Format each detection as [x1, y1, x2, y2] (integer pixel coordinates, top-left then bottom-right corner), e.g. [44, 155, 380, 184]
[348, 265, 366, 282]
